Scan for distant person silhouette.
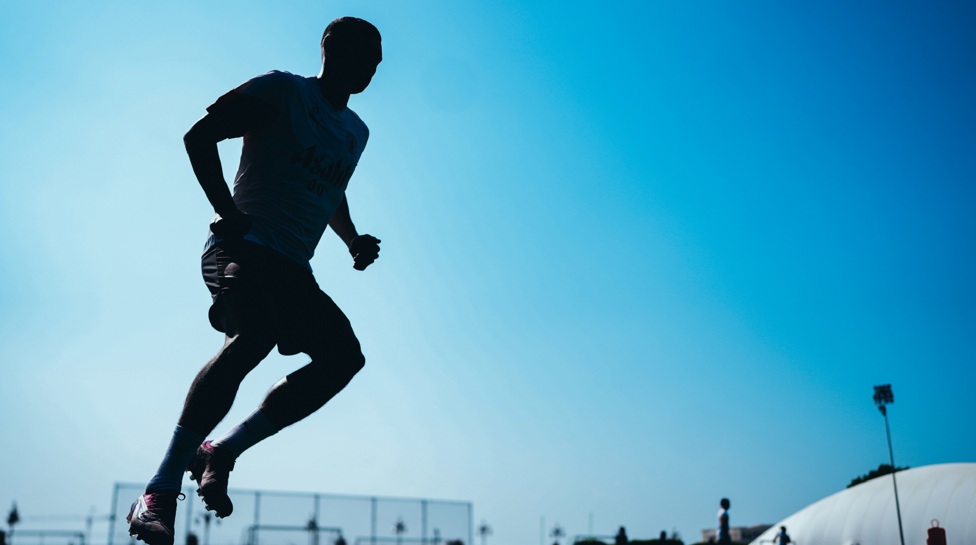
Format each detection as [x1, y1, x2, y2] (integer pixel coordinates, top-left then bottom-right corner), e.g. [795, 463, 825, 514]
[716, 498, 731, 544]
[772, 526, 790, 544]
[126, 16, 384, 545]
[615, 527, 628, 545]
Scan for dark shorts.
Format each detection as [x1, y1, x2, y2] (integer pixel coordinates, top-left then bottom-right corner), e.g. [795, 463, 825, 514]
[201, 241, 361, 358]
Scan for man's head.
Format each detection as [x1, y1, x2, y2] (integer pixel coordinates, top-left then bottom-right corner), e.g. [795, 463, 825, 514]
[720, 498, 730, 509]
[320, 17, 382, 94]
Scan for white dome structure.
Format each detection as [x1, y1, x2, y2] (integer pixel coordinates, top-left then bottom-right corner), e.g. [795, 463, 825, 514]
[749, 463, 976, 545]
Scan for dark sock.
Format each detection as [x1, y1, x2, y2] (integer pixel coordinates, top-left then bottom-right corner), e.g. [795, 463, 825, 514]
[146, 425, 206, 492]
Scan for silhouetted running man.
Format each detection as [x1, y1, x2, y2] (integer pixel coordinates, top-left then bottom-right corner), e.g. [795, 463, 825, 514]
[126, 17, 383, 545]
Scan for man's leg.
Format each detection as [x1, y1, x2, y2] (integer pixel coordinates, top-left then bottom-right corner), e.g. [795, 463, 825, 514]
[259, 349, 365, 428]
[130, 247, 276, 544]
[179, 332, 277, 434]
[185, 351, 363, 519]
[128, 332, 274, 545]
[189, 290, 365, 513]
[129, 331, 275, 536]
[196, 335, 365, 462]
[141, 332, 272, 489]
[174, 287, 279, 512]
[257, 288, 365, 430]
[145, 301, 275, 490]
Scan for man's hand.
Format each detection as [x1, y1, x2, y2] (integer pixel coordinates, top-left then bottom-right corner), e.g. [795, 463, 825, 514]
[349, 234, 381, 270]
[210, 210, 252, 241]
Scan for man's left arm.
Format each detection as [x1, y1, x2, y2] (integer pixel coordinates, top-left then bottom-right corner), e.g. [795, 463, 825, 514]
[330, 195, 380, 270]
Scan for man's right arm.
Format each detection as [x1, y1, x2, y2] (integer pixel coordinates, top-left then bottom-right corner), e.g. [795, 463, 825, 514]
[183, 92, 278, 234]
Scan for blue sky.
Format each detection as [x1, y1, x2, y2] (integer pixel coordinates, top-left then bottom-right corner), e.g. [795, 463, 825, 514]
[1, 1, 974, 544]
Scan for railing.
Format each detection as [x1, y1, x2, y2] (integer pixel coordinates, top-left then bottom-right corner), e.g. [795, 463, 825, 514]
[108, 483, 472, 545]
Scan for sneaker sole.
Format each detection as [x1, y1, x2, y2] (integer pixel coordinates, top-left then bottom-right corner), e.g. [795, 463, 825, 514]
[187, 469, 233, 518]
[187, 449, 234, 518]
[126, 498, 174, 545]
[196, 482, 234, 518]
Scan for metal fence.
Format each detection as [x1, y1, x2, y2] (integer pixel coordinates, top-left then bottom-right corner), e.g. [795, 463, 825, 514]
[108, 484, 472, 545]
[2, 530, 88, 545]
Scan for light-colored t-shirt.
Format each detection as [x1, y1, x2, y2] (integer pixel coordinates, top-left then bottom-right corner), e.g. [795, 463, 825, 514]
[717, 508, 730, 542]
[205, 70, 369, 267]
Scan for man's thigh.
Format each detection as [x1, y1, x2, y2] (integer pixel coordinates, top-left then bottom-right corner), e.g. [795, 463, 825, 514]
[202, 242, 363, 361]
[202, 242, 279, 338]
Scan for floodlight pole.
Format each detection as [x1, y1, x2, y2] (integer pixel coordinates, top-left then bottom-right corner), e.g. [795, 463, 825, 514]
[874, 385, 905, 545]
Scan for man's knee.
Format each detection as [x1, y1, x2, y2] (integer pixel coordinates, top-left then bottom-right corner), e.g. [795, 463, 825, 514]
[347, 350, 366, 377]
[306, 345, 365, 383]
[327, 347, 365, 379]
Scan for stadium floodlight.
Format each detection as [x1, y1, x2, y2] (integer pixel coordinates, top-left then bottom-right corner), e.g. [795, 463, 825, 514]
[550, 524, 564, 545]
[477, 521, 492, 545]
[873, 384, 894, 415]
[872, 384, 905, 545]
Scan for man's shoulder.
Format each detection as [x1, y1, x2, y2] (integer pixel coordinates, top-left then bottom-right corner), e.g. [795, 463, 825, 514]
[340, 108, 369, 154]
[236, 70, 304, 97]
[255, 69, 302, 81]
[343, 108, 369, 134]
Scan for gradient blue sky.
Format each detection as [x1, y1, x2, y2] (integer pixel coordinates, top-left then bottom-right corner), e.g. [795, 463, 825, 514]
[1, 1, 974, 544]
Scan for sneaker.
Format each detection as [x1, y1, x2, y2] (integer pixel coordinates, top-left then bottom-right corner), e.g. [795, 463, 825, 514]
[127, 490, 184, 545]
[187, 440, 236, 517]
